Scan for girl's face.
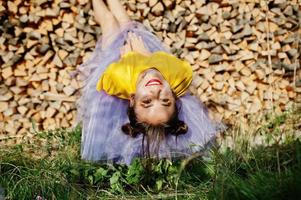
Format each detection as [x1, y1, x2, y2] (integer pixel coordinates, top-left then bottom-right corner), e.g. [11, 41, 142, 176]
[131, 69, 176, 125]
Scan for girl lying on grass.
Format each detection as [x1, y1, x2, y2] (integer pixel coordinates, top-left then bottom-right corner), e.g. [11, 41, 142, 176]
[76, 0, 223, 165]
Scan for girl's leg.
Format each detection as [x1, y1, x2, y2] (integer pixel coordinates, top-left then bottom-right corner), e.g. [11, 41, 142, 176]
[92, 0, 120, 49]
[106, 0, 131, 28]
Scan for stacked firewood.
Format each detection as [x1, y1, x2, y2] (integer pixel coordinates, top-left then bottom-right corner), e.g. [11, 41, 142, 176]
[0, 0, 300, 142]
[126, 0, 301, 123]
[0, 0, 100, 142]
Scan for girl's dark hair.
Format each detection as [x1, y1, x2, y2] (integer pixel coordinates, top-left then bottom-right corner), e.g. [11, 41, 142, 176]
[121, 103, 188, 157]
[121, 104, 188, 137]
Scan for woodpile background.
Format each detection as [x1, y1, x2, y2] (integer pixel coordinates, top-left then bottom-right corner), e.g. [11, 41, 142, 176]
[0, 0, 300, 144]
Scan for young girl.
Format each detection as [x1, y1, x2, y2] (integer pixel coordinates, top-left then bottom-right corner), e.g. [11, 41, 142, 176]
[76, 0, 222, 165]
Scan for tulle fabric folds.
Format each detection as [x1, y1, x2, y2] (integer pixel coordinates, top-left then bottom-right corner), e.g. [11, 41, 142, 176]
[76, 21, 222, 165]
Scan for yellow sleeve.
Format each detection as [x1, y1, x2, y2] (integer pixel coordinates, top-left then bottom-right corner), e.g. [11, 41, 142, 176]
[147, 51, 193, 97]
[96, 52, 148, 99]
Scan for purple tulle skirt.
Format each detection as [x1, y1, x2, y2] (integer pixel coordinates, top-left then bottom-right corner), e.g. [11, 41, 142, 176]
[76, 21, 222, 165]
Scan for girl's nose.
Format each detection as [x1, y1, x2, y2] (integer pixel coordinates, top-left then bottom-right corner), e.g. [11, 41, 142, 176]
[155, 88, 162, 98]
[150, 87, 161, 98]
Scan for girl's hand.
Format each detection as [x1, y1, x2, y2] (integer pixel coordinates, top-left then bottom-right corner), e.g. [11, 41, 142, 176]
[120, 40, 132, 57]
[128, 32, 151, 56]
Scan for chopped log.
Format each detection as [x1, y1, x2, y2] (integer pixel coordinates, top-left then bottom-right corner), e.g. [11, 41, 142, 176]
[17, 106, 28, 115]
[46, 107, 57, 118]
[2, 67, 13, 79]
[151, 2, 164, 16]
[0, 102, 8, 113]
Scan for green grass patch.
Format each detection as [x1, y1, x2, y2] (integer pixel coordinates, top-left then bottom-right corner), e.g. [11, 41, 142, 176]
[0, 106, 301, 199]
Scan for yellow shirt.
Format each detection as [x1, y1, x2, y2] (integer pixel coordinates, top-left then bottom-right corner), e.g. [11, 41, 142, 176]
[96, 51, 193, 99]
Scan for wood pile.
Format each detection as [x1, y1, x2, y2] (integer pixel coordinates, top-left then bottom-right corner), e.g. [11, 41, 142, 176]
[0, 0, 100, 143]
[126, 0, 301, 122]
[0, 0, 300, 142]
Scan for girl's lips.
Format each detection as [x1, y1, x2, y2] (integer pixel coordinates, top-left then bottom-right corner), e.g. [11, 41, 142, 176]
[145, 79, 162, 86]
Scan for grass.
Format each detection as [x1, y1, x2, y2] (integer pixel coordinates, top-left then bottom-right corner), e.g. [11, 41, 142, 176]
[0, 105, 300, 199]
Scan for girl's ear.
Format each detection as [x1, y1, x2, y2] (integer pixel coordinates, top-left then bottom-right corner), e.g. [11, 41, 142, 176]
[129, 93, 135, 107]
